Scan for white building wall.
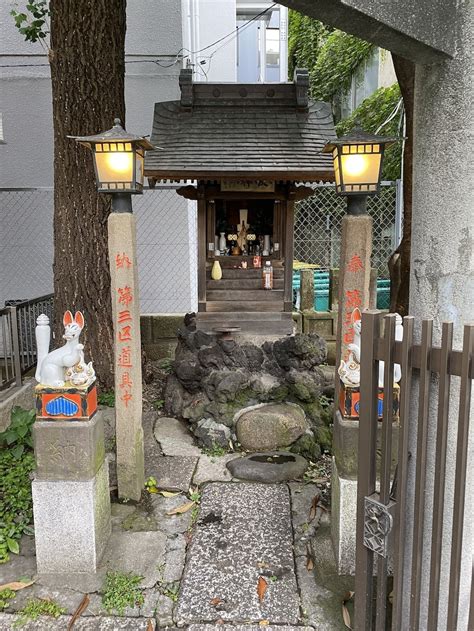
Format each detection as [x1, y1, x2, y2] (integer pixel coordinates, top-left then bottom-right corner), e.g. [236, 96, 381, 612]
[0, 0, 288, 311]
[0, 0, 197, 312]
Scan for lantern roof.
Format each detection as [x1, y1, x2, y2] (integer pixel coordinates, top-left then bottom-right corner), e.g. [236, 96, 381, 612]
[70, 119, 155, 150]
[322, 125, 398, 153]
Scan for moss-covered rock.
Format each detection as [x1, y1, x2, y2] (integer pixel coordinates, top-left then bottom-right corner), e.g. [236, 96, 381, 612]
[289, 432, 322, 460]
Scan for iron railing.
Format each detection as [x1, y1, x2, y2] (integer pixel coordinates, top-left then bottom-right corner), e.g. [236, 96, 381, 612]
[354, 311, 473, 630]
[0, 294, 54, 390]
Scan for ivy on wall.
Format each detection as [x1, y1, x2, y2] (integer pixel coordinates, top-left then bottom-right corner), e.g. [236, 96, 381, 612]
[336, 84, 402, 180]
[288, 10, 402, 179]
[288, 12, 330, 78]
[288, 11, 374, 103]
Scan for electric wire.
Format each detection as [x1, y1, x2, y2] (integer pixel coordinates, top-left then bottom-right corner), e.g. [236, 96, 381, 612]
[0, 4, 276, 70]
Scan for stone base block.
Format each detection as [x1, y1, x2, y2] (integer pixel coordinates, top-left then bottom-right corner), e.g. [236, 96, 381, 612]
[32, 459, 111, 574]
[331, 457, 357, 575]
[33, 411, 105, 481]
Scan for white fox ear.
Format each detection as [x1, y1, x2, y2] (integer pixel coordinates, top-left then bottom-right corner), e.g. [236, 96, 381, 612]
[63, 310, 73, 326]
[352, 308, 362, 324]
[74, 312, 85, 328]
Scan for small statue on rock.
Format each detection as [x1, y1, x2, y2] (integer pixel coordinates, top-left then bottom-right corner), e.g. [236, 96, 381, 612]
[35, 311, 95, 388]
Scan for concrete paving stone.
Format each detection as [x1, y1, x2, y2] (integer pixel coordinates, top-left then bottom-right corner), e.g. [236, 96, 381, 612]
[297, 524, 354, 630]
[163, 533, 187, 583]
[188, 627, 313, 631]
[192, 453, 242, 485]
[155, 594, 175, 627]
[150, 493, 194, 535]
[5, 583, 86, 615]
[154, 455, 199, 492]
[176, 483, 300, 624]
[102, 531, 166, 588]
[0, 613, 155, 630]
[139, 588, 160, 618]
[120, 507, 160, 532]
[0, 549, 37, 584]
[18, 534, 36, 557]
[111, 502, 137, 530]
[289, 482, 323, 555]
[37, 571, 105, 594]
[154, 416, 202, 456]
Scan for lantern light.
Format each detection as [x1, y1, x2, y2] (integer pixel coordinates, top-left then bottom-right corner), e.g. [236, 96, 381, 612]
[70, 119, 154, 195]
[323, 126, 397, 197]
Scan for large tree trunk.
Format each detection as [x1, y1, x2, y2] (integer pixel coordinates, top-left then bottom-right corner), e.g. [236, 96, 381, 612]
[389, 53, 415, 316]
[49, 0, 126, 389]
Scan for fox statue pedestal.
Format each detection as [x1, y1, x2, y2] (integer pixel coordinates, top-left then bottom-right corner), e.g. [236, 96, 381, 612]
[32, 311, 111, 574]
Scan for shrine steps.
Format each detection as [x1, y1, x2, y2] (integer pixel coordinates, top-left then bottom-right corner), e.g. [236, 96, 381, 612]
[196, 311, 293, 336]
[207, 278, 284, 290]
[206, 267, 284, 280]
[207, 289, 284, 302]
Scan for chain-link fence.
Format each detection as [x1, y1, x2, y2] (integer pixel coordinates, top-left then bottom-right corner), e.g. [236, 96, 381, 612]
[0, 187, 198, 313]
[294, 181, 400, 278]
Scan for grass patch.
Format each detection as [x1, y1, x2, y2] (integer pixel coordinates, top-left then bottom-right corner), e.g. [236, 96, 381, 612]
[157, 579, 180, 602]
[102, 571, 144, 615]
[14, 598, 65, 627]
[0, 588, 15, 610]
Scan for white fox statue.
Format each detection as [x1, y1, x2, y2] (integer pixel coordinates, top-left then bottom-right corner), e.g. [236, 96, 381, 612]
[338, 308, 403, 388]
[35, 310, 95, 388]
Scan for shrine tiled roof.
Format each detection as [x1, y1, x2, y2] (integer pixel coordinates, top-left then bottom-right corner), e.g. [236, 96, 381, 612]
[144, 69, 336, 182]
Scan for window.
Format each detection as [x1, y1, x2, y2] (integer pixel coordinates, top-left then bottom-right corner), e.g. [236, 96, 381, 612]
[265, 29, 280, 66]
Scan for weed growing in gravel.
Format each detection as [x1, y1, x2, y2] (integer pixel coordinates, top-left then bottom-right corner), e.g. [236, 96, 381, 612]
[152, 399, 164, 411]
[157, 579, 180, 602]
[102, 571, 144, 615]
[14, 598, 65, 627]
[0, 589, 15, 610]
[202, 443, 228, 457]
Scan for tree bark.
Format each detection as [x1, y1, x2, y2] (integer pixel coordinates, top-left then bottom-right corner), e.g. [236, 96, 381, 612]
[389, 53, 415, 316]
[49, 0, 126, 389]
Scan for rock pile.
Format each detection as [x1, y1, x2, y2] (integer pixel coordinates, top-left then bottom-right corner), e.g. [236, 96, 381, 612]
[164, 314, 334, 457]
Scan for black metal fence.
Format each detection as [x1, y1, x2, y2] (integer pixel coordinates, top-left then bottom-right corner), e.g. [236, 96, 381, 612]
[0, 294, 54, 390]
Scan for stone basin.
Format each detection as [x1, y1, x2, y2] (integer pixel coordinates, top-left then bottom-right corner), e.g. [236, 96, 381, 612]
[226, 450, 308, 483]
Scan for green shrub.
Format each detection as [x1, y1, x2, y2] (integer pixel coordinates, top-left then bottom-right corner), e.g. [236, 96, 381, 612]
[98, 391, 115, 407]
[0, 406, 35, 563]
[0, 407, 35, 459]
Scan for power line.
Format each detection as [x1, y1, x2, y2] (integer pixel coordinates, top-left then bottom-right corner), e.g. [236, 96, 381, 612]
[0, 3, 276, 70]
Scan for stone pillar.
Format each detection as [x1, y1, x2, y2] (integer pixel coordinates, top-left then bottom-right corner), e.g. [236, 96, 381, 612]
[332, 213, 373, 574]
[369, 267, 377, 309]
[32, 411, 111, 573]
[108, 212, 145, 501]
[299, 268, 314, 311]
[401, 6, 474, 629]
[335, 215, 373, 368]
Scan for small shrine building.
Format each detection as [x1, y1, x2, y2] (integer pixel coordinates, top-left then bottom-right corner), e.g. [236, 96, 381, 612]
[144, 68, 336, 336]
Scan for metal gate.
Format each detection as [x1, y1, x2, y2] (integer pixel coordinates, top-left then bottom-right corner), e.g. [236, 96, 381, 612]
[354, 311, 473, 630]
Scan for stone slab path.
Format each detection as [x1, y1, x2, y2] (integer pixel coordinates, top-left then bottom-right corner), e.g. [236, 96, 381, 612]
[0, 410, 353, 629]
[177, 483, 299, 624]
